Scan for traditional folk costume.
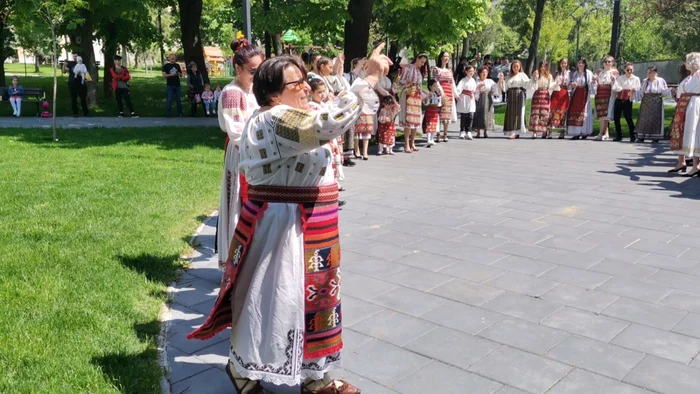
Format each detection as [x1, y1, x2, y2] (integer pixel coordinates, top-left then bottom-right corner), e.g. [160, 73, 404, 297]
[594, 69, 618, 120]
[636, 77, 671, 141]
[432, 66, 458, 123]
[188, 80, 379, 390]
[217, 81, 260, 270]
[567, 70, 595, 138]
[456, 76, 477, 138]
[423, 90, 442, 145]
[398, 64, 424, 130]
[679, 73, 700, 157]
[612, 74, 641, 140]
[501, 72, 530, 136]
[309, 101, 345, 184]
[548, 71, 571, 137]
[377, 101, 400, 153]
[473, 78, 498, 133]
[527, 74, 559, 137]
[671, 76, 693, 153]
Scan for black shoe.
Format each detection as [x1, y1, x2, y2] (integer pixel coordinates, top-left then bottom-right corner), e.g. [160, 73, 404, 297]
[668, 166, 688, 173]
[636, 138, 644, 143]
[613, 137, 623, 142]
[582, 135, 588, 140]
[682, 170, 700, 177]
[652, 140, 659, 144]
[343, 159, 356, 167]
[118, 112, 124, 118]
[131, 113, 139, 118]
[572, 136, 580, 140]
[338, 200, 346, 207]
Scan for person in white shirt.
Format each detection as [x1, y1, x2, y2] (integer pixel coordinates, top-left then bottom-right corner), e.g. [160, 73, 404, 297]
[456, 65, 477, 140]
[498, 60, 530, 139]
[636, 65, 672, 143]
[612, 62, 641, 141]
[593, 55, 619, 140]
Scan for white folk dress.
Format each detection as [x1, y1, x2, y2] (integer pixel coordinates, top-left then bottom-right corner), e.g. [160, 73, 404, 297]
[567, 70, 595, 137]
[455, 77, 477, 114]
[636, 78, 671, 139]
[500, 72, 531, 135]
[681, 73, 700, 158]
[217, 81, 260, 268]
[230, 79, 379, 386]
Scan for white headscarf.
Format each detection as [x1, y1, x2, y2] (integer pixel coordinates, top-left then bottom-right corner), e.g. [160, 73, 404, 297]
[74, 56, 87, 83]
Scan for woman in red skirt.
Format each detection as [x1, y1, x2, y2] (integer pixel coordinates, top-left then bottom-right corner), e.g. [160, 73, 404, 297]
[432, 51, 459, 142]
[548, 58, 570, 139]
[669, 64, 693, 173]
[377, 95, 401, 155]
[593, 55, 619, 140]
[527, 61, 558, 139]
[399, 54, 428, 153]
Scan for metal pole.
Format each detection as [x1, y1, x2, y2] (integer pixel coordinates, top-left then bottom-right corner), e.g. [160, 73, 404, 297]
[243, 0, 252, 41]
[610, 0, 621, 58]
[24, 50, 27, 77]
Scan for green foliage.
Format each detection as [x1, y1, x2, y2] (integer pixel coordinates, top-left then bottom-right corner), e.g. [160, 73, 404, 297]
[469, 6, 520, 56]
[200, 0, 236, 54]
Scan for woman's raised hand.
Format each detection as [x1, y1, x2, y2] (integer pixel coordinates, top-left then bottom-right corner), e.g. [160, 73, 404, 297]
[365, 43, 393, 78]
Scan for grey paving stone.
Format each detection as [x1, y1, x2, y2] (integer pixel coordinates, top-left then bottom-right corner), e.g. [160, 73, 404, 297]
[537, 214, 588, 227]
[542, 284, 619, 313]
[429, 278, 505, 306]
[383, 267, 453, 291]
[448, 232, 509, 250]
[485, 271, 559, 297]
[623, 356, 700, 394]
[341, 249, 372, 264]
[660, 290, 700, 314]
[537, 236, 598, 253]
[404, 326, 500, 370]
[393, 361, 503, 394]
[576, 210, 624, 224]
[611, 324, 700, 364]
[481, 292, 563, 323]
[498, 208, 546, 221]
[545, 335, 644, 380]
[171, 366, 232, 394]
[458, 223, 513, 237]
[335, 372, 400, 394]
[366, 230, 426, 247]
[478, 318, 569, 355]
[172, 277, 220, 308]
[341, 295, 386, 326]
[498, 218, 549, 232]
[343, 258, 410, 279]
[393, 251, 459, 272]
[194, 339, 229, 370]
[492, 387, 529, 394]
[341, 272, 400, 302]
[596, 276, 673, 303]
[341, 234, 379, 252]
[585, 244, 648, 263]
[540, 249, 603, 269]
[495, 228, 552, 245]
[672, 313, 700, 339]
[669, 234, 700, 248]
[168, 318, 230, 355]
[548, 368, 648, 394]
[628, 239, 687, 258]
[463, 203, 511, 215]
[437, 261, 505, 283]
[541, 266, 611, 289]
[371, 287, 448, 317]
[588, 258, 658, 281]
[491, 255, 556, 276]
[342, 328, 374, 351]
[452, 245, 510, 265]
[361, 242, 417, 262]
[469, 346, 572, 394]
[646, 269, 700, 293]
[168, 347, 214, 384]
[419, 300, 504, 334]
[579, 232, 641, 248]
[535, 224, 592, 239]
[621, 227, 678, 243]
[466, 211, 512, 225]
[602, 297, 687, 330]
[349, 310, 437, 347]
[616, 216, 677, 231]
[343, 339, 431, 386]
[542, 307, 629, 343]
[692, 356, 700, 368]
[576, 220, 631, 235]
[493, 241, 551, 259]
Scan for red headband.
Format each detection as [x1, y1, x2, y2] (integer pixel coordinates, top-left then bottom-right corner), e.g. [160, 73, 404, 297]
[236, 39, 249, 51]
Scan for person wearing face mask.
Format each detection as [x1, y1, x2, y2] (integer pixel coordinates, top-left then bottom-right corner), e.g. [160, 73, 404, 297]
[612, 62, 641, 142]
[215, 38, 264, 272]
[635, 66, 671, 143]
[188, 44, 391, 394]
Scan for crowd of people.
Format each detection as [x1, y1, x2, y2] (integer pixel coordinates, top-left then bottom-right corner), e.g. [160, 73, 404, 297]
[183, 41, 700, 394]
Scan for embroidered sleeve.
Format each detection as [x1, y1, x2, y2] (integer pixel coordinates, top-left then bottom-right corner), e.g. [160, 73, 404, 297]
[269, 79, 378, 157]
[218, 88, 248, 144]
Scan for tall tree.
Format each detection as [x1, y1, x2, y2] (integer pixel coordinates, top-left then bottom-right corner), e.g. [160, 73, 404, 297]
[0, 0, 14, 86]
[524, 0, 546, 74]
[343, 0, 374, 71]
[178, 0, 209, 83]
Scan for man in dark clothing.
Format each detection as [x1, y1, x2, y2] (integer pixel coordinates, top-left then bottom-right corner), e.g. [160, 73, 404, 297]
[62, 52, 90, 117]
[162, 53, 184, 117]
[110, 55, 138, 118]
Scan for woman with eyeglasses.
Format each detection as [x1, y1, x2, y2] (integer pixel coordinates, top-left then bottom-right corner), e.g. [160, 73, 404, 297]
[669, 64, 693, 173]
[433, 51, 459, 142]
[567, 58, 595, 139]
[498, 59, 530, 139]
[612, 62, 641, 142]
[216, 38, 264, 271]
[678, 53, 700, 177]
[593, 55, 619, 140]
[188, 44, 391, 394]
[636, 66, 671, 143]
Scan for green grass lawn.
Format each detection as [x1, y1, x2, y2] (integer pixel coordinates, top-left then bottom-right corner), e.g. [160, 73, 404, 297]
[0, 127, 224, 393]
[494, 98, 675, 137]
[3, 64, 232, 118]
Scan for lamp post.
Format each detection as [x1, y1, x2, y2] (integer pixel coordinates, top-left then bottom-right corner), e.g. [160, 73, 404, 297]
[242, 0, 252, 41]
[610, 0, 621, 58]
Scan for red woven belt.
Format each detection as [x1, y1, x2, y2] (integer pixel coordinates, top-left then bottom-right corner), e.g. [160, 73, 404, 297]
[247, 184, 339, 204]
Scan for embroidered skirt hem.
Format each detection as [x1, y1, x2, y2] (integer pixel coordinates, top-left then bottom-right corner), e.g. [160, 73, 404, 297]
[636, 93, 664, 139]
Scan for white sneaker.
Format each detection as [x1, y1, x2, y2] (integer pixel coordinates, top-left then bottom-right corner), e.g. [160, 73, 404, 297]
[466, 131, 474, 140]
[602, 135, 610, 141]
[459, 131, 466, 139]
[593, 135, 603, 141]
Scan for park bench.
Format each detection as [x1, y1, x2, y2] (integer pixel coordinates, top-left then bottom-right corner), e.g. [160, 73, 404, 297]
[0, 87, 46, 117]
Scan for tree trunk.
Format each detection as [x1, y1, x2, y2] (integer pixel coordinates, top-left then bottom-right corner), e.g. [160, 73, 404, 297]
[388, 40, 399, 63]
[0, 8, 10, 86]
[264, 0, 272, 58]
[273, 34, 282, 56]
[462, 37, 469, 59]
[34, 55, 40, 73]
[71, 9, 99, 106]
[178, 0, 209, 84]
[102, 22, 118, 98]
[525, 0, 546, 75]
[343, 0, 375, 72]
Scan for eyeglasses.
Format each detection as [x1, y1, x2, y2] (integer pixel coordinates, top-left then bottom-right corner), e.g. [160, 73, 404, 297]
[285, 78, 307, 91]
[625, 69, 633, 72]
[605, 60, 613, 64]
[244, 66, 257, 75]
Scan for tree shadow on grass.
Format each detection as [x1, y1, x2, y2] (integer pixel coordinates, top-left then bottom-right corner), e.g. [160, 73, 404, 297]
[117, 253, 183, 287]
[0, 126, 225, 151]
[598, 142, 700, 201]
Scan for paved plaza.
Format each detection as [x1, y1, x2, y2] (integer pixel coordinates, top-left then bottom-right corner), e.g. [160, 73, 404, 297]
[165, 132, 700, 394]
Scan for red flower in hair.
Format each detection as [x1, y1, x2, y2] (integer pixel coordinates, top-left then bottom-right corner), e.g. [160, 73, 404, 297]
[237, 39, 249, 51]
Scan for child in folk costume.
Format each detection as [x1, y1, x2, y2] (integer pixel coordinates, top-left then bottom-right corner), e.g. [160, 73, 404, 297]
[456, 65, 477, 140]
[377, 95, 401, 155]
[423, 79, 443, 147]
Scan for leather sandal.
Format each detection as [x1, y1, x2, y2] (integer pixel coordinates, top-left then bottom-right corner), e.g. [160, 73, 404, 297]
[302, 380, 362, 394]
[226, 363, 264, 394]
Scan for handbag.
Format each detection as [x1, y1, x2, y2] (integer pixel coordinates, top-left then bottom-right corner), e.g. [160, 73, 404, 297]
[194, 94, 202, 104]
[85, 72, 92, 83]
